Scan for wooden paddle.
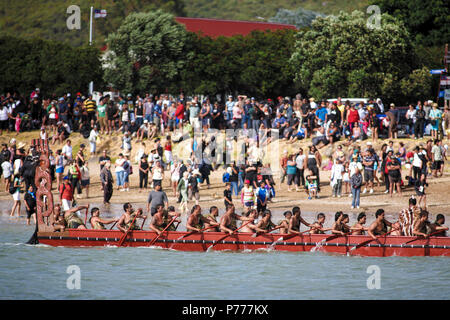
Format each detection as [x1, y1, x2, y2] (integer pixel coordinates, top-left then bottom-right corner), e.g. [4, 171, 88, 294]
[401, 230, 444, 246]
[252, 226, 282, 237]
[117, 214, 139, 247]
[181, 225, 218, 239]
[268, 227, 315, 247]
[84, 204, 90, 226]
[109, 221, 118, 230]
[149, 217, 178, 246]
[140, 216, 147, 230]
[349, 228, 399, 252]
[206, 220, 254, 251]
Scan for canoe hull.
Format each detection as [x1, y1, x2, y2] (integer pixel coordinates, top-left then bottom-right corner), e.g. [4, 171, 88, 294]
[36, 230, 450, 257]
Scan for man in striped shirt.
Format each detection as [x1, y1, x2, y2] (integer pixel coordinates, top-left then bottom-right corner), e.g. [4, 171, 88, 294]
[83, 95, 97, 124]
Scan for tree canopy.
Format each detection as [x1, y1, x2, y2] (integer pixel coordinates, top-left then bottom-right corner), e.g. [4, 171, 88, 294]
[0, 36, 103, 96]
[104, 10, 189, 95]
[370, 0, 450, 46]
[290, 11, 432, 103]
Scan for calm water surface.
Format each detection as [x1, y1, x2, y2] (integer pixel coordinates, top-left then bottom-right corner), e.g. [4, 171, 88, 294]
[0, 202, 449, 300]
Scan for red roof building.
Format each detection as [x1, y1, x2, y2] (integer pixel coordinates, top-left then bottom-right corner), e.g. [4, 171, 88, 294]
[175, 17, 297, 37]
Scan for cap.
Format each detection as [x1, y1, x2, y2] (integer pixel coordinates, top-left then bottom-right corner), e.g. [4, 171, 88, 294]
[144, 119, 148, 124]
[245, 179, 250, 184]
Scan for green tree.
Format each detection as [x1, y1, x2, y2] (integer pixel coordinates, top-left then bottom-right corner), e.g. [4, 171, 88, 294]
[400, 67, 433, 103]
[290, 11, 417, 103]
[0, 36, 102, 96]
[370, 0, 450, 46]
[104, 10, 189, 94]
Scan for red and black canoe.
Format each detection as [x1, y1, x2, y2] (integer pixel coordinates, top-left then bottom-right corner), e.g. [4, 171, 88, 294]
[35, 229, 450, 257]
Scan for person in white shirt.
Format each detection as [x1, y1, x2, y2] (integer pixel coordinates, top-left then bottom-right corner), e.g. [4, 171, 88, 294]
[1, 160, 13, 192]
[331, 159, 344, 197]
[80, 164, 90, 198]
[295, 148, 306, 188]
[115, 153, 126, 191]
[88, 126, 99, 155]
[61, 140, 73, 160]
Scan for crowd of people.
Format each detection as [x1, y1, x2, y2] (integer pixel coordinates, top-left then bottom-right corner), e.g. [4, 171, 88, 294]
[0, 89, 449, 236]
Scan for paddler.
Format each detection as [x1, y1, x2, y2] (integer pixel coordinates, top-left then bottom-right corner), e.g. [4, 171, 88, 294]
[63, 204, 88, 229]
[368, 209, 393, 240]
[239, 209, 265, 233]
[186, 205, 211, 232]
[341, 214, 351, 233]
[219, 205, 253, 235]
[331, 211, 347, 235]
[255, 210, 276, 232]
[412, 209, 430, 237]
[278, 211, 292, 234]
[203, 206, 220, 232]
[429, 214, 448, 237]
[52, 203, 66, 232]
[288, 206, 311, 234]
[310, 213, 327, 234]
[350, 212, 368, 235]
[89, 207, 118, 230]
[149, 204, 181, 235]
[117, 202, 145, 232]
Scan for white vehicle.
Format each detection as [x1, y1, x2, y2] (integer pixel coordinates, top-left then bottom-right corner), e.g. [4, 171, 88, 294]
[327, 98, 370, 105]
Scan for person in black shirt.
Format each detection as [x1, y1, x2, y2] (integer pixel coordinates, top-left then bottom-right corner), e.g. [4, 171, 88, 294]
[224, 182, 233, 208]
[24, 185, 37, 225]
[139, 156, 149, 191]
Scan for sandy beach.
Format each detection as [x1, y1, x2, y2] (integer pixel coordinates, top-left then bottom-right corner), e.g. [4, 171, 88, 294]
[1, 130, 449, 220]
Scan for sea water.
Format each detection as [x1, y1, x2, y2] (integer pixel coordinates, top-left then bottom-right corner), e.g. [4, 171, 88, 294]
[0, 203, 448, 300]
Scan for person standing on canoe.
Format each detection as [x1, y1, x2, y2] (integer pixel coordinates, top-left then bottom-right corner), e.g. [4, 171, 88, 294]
[256, 210, 277, 232]
[89, 207, 118, 230]
[219, 205, 253, 235]
[186, 205, 211, 232]
[351, 212, 368, 235]
[203, 206, 220, 232]
[149, 204, 180, 235]
[278, 211, 292, 234]
[288, 206, 311, 234]
[398, 197, 421, 236]
[368, 209, 393, 240]
[117, 202, 144, 232]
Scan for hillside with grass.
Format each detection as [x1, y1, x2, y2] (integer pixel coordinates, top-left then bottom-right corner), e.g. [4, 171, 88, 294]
[0, 0, 186, 47]
[0, 0, 368, 47]
[184, 0, 369, 21]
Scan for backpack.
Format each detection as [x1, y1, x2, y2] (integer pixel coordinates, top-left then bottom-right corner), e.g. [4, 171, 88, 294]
[9, 184, 16, 194]
[222, 172, 230, 183]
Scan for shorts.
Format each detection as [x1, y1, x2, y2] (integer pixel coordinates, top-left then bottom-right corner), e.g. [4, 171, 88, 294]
[287, 174, 296, 186]
[244, 201, 254, 208]
[98, 117, 107, 128]
[389, 174, 401, 184]
[68, 221, 82, 229]
[56, 166, 64, 174]
[0, 120, 8, 130]
[26, 209, 35, 219]
[12, 190, 20, 201]
[364, 170, 374, 182]
[432, 161, 443, 170]
[81, 179, 90, 187]
[62, 199, 72, 211]
[48, 118, 57, 126]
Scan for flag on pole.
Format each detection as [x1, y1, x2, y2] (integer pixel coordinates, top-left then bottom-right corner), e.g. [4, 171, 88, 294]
[94, 9, 107, 18]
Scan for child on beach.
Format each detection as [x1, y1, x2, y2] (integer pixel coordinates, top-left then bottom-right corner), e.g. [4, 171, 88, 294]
[15, 114, 21, 134]
[305, 175, 318, 200]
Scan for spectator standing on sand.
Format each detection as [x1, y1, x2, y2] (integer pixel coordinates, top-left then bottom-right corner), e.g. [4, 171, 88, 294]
[100, 162, 113, 204]
[350, 167, 362, 209]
